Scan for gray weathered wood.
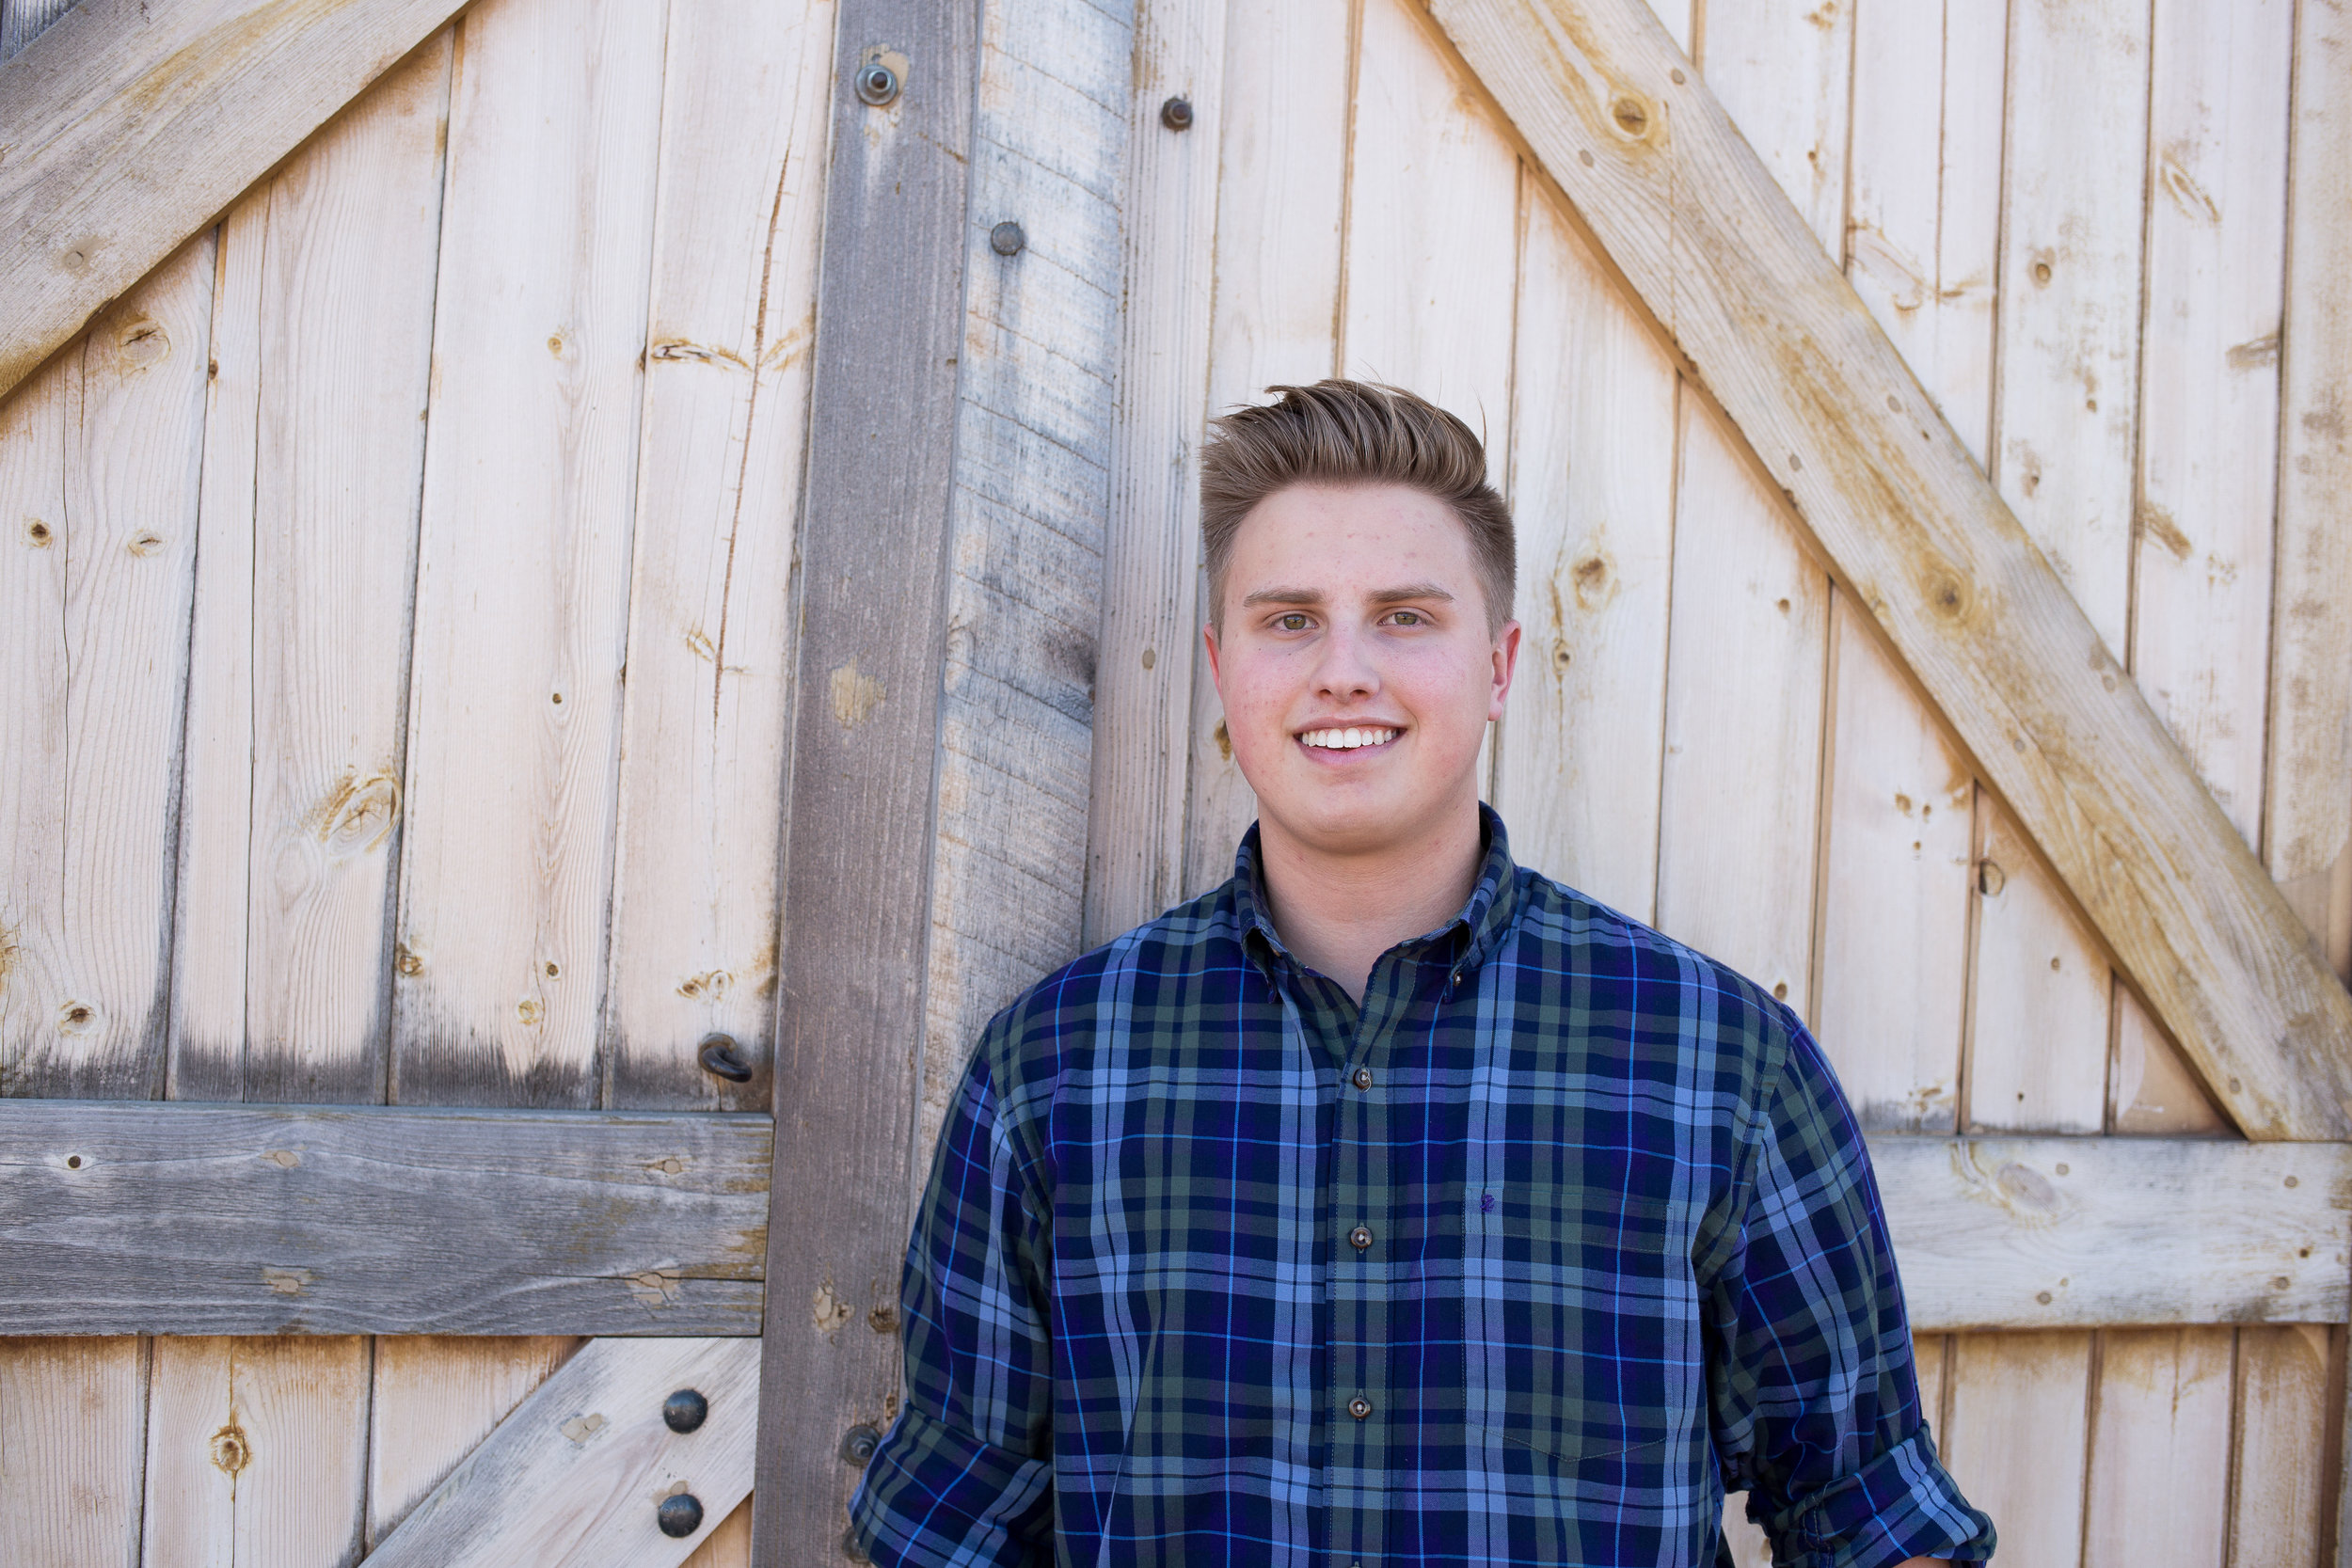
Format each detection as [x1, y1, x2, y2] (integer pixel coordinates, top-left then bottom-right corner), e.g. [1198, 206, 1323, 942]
[751, 0, 978, 1557]
[0, 1101, 770, 1335]
[1427, 0, 2352, 1141]
[0, 0, 74, 62]
[0, 0, 473, 403]
[1872, 1134, 2352, 1330]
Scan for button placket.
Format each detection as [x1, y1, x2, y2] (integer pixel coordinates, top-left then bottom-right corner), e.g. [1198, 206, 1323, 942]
[1326, 956, 1406, 1568]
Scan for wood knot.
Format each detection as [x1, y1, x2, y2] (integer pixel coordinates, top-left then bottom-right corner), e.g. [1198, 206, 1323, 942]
[209, 1424, 250, 1475]
[1610, 96, 1652, 137]
[115, 316, 168, 370]
[57, 1000, 97, 1033]
[24, 518, 52, 546]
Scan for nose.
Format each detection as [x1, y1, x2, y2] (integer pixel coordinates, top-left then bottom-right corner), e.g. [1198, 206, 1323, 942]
[1310, 617, 1381, 701]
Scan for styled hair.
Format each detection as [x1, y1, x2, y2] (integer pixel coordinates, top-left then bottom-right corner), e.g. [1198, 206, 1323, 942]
[1198, 380, 1516, 632]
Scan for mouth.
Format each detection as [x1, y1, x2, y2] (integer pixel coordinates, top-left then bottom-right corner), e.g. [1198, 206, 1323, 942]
[1296, 724, 1402, 754]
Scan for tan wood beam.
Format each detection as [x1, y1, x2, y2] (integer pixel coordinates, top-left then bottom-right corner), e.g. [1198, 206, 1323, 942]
[364, 1336, 759, 1566]
[1424, 0, 2352, 1141]
[0, 0, 471, 403]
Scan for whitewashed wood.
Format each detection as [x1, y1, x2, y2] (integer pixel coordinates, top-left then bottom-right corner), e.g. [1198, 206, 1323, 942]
[1693, 0, 1849, 254]
[1846, 0, 2007, 466]
[1871, 1134, 2351, 1330]
[2082, 1328, 2234, 1568]
[392, 0, 669, 1107]
[1427, 0, 2352, 1138]
[0, 236, 214, 1100]
[683, 1497, 751, 1568]
[0, 0, 72, 61]
[1492, 182, 1677, 921]
[914, 0, 1131, 1164]
[2231, 1324, 2330, 1568]
[2111, 987, 2229, 1135]
[1343, 0, 1519, 475]
[0, 1101, 771, 1334]
[0, 0, 471, 401]
[0, 1336, 146, 1568]
[603, 0, 835, 1110]
[1087, 0, 1229, 944]
[2129, 0, 2295, 847]
[368, 1337, 758, 1568]
[368, 1337, 580, 1546]
[1654, 398, 1829, 1017]
[1180, 0, 1353, 897]
[141, 1336, 370, 1568]
[1940, 1332, 2091, 1568]
[1964, 800, 2109, 1133]
[2265, 0, 2352, 980]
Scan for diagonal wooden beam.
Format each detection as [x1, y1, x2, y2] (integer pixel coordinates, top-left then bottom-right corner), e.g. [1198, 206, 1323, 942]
[1425, 0, 2352, 1141]
[0, 0, 471, 404]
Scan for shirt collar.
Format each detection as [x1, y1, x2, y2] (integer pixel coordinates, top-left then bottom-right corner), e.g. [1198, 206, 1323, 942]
[1231, 803, 1521, 984]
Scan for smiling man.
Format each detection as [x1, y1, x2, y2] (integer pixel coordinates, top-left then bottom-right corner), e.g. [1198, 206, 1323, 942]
[849, 382, 1994, 1568]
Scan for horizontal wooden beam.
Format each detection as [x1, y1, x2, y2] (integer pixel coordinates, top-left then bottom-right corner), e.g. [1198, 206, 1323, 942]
[0, 1101, 770, 1335]
[367, 1336, 760, 1566]
[1427, 0, 2352, 1140]
[0, 0, 471, 403]
[1874, 1134, 2351, 1330]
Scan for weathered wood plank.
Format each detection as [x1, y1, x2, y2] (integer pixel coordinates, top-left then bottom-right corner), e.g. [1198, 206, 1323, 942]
[368, 1337, 758, 1567]
[750, 0, 977, 1554]
[0, 0, 472, 403]
[0, 0, 74, 62]
[1425, 0, 2352, 1139]
[0, 1103, 770, 1335]
[1940, 1332, 2092, 1568]
[2081, 1328, 2234, 1568]
[1086, 0, 1227, 944]
[0, 1336, 146, 1568]
[1964, 801, 2110, 1133]
[366, 1336, 580, 1547]
[2231, 1324, 2331, 1568]
[1871, 1134, 2352, 1330]
[602, 0, 836, 1111]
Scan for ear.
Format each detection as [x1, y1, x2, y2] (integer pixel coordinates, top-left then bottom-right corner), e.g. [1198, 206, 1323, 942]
[1487, 619, 1522, 721]
[1202, 619, 1224, 696]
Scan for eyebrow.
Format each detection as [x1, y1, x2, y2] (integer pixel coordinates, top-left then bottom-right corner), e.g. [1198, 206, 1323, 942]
[1238, 581, 1456, 609]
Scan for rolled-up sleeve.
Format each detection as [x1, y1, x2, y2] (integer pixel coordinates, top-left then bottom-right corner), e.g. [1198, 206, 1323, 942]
[1708, 1022, 1996, 1568]
[850, 1053, 1055, 1568]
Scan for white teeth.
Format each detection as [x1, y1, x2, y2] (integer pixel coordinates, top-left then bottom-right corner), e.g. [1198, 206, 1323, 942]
[1300, 726, 1397, 750]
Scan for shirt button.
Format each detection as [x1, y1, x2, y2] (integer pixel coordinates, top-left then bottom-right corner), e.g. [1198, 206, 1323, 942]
[1351, 1066, 1374, 1090]
[1348, 1396, 1373, 1420]
[1349, 1225, 1373, 1251]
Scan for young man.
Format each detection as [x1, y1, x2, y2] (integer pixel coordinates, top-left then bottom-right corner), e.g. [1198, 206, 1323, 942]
[850, 382, 1995, 1566]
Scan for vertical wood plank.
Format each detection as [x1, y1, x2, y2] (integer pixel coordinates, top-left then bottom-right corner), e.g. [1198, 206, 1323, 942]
[683, 1497, 752, 1568]
[365, 1337, 580, 1547]
[751, 0, 977, 1553]
[602, 0, 838, 1110]
[2111, 987, 2230, 1134]
[1180, 0, 1354, 897]
[2265, 0, 2352, 979]
[141, 1337, 370, 1568]
[1086, 0, 1229, 944]
[0, 1337, 146, 1568]
[1492, 182, 1677, 920]
[1941, 1332, 2094, 1568]
[391, 0, 670, 1107]
[1694, 0, 1852, 254]
[0, 0, 72, 61]
[1965, 800, 2111, 1132]
[2082, 1328, 2235, 1568]
[2232, 1325, 2330, 1568]
[0, 237, 215, 1100]
[1653, 398, 1830, 1017]
[2129, 0, 2295, 847]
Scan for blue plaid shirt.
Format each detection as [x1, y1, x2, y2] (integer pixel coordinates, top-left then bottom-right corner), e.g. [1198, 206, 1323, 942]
[850, 810, 1994, 1567]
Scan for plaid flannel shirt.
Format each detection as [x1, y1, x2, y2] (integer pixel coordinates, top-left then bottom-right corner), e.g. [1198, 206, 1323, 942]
[850, 809, 1994, 1567]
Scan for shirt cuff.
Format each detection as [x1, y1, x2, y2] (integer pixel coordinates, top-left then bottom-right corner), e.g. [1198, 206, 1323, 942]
[1759, 1428, 1996, 1568]
[848, 1403, 1053, 1568]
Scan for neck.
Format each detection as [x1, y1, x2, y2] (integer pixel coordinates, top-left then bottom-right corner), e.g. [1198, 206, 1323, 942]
[1255, 800, 1486, 1003]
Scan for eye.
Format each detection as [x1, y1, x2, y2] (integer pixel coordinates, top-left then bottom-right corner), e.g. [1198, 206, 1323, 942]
[1389, 610, 1424, 626]
[1275, 612, 1311, 632]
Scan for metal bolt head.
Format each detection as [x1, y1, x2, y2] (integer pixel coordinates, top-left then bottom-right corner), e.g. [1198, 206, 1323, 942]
[663, 1387, 708, 1433]
[698, 1034, 752, 1083]
[1160, 95, 1195, 131]
[840, 1422, 883, 1465]
[990, 221, 1026, 257]
[657, 1492, 706, 1538]
[854, 61, 900, 106]
[841, 1525, 873, 1562]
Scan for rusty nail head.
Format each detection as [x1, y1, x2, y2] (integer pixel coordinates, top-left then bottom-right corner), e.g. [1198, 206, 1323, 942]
[991, 221, 1026, 257]
[1160, 96, 1195, 131]
[663, 1387, 708, 1433]
[842, 1423, 883, 1465]
[855, 60, 900, 106]
[657, 1492, 706, 1538]
[698, 1034, 753, 1083]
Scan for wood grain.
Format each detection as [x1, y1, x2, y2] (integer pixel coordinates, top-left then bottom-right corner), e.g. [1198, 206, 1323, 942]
[751, 0, 977, 1554]
[1964, 800, 2110, 1133]
[0, 1102, 770, 1335]
[602, 0, 837, 1111]
[1871, 1134, 2351, 1330]
[367, 1337, 580, 1546]
[0, 0, 471, 403]
[2081, 1328, 2234, 1568]
[1939, 1331, 2092, 1568]
[0, 1336, 146, 1568]
[0, 0, 73, 62]
[1087, 0, 1228, 944]
[2230, 1324, 2331, 1568]
[367, 1337, 758, 1567]
[1423, 0, 2352, 1138]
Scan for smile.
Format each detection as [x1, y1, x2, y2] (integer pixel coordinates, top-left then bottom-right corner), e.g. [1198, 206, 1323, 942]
[1297, 726, 1400, 751]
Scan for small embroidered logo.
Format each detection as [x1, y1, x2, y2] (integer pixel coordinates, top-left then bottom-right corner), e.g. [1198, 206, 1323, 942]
[1479, 1191, 1496, 1213]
